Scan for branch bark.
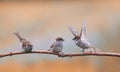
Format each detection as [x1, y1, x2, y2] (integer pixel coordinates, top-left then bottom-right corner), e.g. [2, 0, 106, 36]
[0, 50, 120, 58]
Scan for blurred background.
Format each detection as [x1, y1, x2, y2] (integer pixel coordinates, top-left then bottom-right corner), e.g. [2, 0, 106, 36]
[0, 0, 120, 72]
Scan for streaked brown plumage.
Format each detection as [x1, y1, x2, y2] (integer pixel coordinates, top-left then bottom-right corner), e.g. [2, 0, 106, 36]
[14, 32, 33, 53]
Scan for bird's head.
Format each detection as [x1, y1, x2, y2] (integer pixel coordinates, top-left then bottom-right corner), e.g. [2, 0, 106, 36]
[72, 36, 80, 41]
[56, 37, 64, 42]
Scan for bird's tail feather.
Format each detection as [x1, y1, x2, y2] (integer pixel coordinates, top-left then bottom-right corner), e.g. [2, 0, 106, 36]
[90, 46, 101, 52]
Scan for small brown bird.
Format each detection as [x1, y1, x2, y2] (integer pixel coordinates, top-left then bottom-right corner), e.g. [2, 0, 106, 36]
[68, 23, 101, 53]
[48, 37, 64, 56]
[14, 32, 33, 53]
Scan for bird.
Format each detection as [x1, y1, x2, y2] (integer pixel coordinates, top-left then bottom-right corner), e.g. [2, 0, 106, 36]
[68, 23, 101, 53]
[14, 32, 33, 53]
[48, 37, 65, 56]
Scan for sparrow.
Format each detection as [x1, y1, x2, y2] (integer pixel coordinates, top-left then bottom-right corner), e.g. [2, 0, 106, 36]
[14, 32, 33, 53]
[48, 37, 65, 56]
[68, 23, 101, 53]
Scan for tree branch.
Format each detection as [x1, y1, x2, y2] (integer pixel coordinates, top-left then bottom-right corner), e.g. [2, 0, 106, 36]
[0, 50, 120, 58]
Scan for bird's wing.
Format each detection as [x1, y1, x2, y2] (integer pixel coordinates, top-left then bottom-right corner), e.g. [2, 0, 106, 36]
[80, 23, 88, 41]
[68, 26, 79, 37]
[50, 42, 55, 48]
[26, 41, 33, 47]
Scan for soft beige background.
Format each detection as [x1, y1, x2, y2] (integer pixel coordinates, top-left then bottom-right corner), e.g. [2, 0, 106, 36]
[0, 1, 120, 72]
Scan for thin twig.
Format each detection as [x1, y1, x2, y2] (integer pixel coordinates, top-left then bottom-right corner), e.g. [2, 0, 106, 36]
[0, 50, 120, 58]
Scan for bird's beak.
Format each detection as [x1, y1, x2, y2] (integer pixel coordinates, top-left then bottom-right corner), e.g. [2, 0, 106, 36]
[72, 37, 75, 40]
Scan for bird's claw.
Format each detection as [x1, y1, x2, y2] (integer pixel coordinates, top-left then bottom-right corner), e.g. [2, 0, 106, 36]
[58, 52, 65, 57]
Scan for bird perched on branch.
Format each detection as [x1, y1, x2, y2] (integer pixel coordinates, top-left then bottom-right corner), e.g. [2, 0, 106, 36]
[14, 32, 33, 53]
[48, 37, 65, 56]
[68, 23, 101, 53]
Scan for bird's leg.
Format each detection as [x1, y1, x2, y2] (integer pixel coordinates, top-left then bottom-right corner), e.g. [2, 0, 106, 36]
[82, 49, 88, 53]
[83, 48, 92, 53]
[90, 48, 96, 53]
[48, 48, 53, 51]
[58, 52, 65, 57]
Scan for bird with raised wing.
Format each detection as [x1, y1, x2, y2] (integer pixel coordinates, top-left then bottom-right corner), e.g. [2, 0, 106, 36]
[68, 24, 101, 53]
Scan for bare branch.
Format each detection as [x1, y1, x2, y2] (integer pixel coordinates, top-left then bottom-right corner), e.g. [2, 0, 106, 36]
[0, 50, 120, 58]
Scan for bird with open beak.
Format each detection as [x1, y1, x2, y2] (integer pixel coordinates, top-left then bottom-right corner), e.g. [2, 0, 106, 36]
[48, 37, 65, 56]
[68, 23, 101, 53]
[14, 32, 33, 53]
